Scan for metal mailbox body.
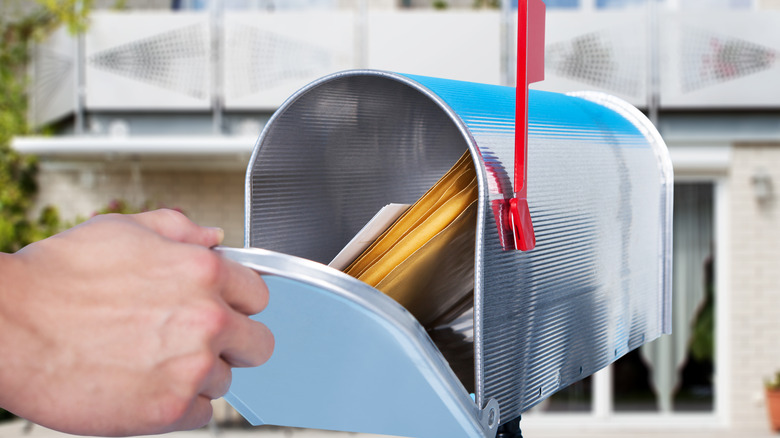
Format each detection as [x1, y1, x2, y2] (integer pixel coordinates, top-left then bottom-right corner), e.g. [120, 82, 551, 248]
[225, 70, 673, 437]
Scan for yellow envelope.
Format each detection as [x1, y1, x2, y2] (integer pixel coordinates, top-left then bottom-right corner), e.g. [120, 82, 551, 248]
[344, 151, 477, 326]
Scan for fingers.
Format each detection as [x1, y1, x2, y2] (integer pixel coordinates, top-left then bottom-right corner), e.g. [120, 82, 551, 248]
[173, 315, 271, 433]
[133, 212, 274, 366]
[171, 396, 214, 433]
[200, 358, 233, 400]
[127, 211, 266, 316]
[218, 257, 270, 316]
[211, 256, 274, 367]
[218, 309, 275, 368]
[136, 214, 273, 366]
[128, 209, 225, 248]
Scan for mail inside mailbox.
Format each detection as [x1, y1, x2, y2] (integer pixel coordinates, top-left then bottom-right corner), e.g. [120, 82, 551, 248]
[343, 151, 477, 328]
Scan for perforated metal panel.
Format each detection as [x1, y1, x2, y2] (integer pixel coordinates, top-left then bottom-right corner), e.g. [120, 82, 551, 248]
[546, 22, 646, 98]
[88, 23, 209, 99]
[680, 25, 777, 92]
[245, 70, 672, 423]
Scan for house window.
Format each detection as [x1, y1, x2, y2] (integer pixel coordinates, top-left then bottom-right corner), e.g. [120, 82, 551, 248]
[596, 0, 646, 9]
[544, 0, 581, 8]
[542, 376, 593, 412]
[677, 0, 753, 8]
[509, 0, 580, 9]
[614, 183, 715, 413]
[532, 182, 717, 416]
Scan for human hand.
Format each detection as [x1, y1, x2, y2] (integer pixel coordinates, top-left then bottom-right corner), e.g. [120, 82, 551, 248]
[0, 209, 273, 436]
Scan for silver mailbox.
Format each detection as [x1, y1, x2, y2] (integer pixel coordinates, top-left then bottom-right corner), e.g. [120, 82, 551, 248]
[220, 69, 673, 438]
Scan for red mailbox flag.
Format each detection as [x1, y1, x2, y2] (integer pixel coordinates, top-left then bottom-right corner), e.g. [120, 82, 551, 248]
[510, 0, 545, 251]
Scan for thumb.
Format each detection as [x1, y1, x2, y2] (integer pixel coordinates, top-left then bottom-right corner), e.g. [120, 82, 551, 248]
[128, 209, 225, 247]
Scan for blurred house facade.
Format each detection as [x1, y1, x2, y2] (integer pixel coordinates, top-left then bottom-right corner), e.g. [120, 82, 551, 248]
[10, 0, 780, 435]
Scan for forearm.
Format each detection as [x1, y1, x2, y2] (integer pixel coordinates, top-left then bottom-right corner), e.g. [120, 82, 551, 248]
[0, 251, 26, 360]
[0, 251, 36, 417]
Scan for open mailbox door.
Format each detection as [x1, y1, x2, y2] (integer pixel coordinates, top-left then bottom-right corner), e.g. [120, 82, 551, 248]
[218, 66, 673, 438]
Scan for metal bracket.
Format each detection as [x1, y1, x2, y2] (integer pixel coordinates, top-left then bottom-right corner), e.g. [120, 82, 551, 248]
[478, 398, 501, 438]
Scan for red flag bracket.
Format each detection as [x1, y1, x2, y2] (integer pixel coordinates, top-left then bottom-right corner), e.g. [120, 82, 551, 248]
[506, 0, 545, 251]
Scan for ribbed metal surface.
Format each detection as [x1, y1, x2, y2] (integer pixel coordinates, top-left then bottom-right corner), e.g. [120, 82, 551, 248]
[246, 70, 672, 425]
[246, 72, 467, 263]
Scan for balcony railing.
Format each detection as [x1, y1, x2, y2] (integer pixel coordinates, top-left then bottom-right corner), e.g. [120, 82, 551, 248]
[29, 7, 780, 127]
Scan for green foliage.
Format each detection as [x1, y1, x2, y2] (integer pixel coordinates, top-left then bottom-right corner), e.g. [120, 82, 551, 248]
[472, 0, 499, 9]
[35, 0, 94, 35]
[767, 371, 780, 391]
[1, 9, 48, 252]
[87, 199, 182, 218]
[0, 3, 58, 422]
[0, 408, 14, 421]
[689, 284, 714, 363]
[1, 1, 95, 253]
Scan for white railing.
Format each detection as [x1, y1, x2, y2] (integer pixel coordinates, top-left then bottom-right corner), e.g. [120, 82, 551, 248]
[29, 8, 780, 126]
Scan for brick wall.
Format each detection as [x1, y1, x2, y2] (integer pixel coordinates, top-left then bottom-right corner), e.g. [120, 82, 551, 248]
[760, 0, 780, 9]
[729, 143, 780, 432]
[32, 165, 246, 247]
